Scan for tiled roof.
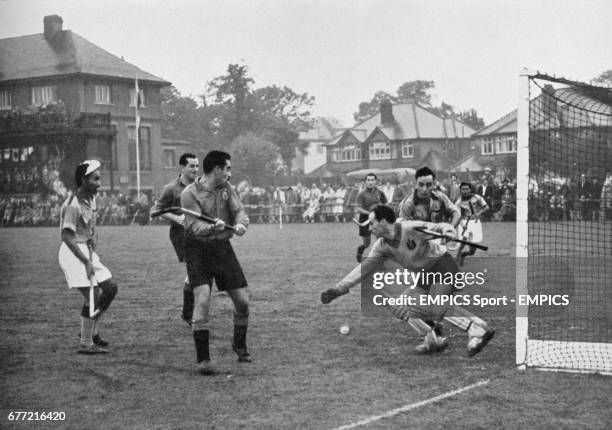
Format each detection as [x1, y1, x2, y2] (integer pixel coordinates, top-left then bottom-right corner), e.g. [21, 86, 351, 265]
[0, 31, 169, 85]
[326, 102, 476, 147]
[472, 110, 517, 137]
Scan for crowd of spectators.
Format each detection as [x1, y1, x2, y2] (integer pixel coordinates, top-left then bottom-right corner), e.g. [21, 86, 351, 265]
[528, 173, 612, 222]
[4, 169, 610, 228]
[1, 187, 152, 228]
[232, 171, 519, 224]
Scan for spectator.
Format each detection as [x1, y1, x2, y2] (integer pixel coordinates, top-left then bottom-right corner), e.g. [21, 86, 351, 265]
[601, 173, 612, 221]
[494, 188, 516, 221]
[302, 195, 320, 223]
[575, 173, 592, 221]
[446, 174, 461, 204]
[333, 184, 347, 222]
[284, 187, 299, 223]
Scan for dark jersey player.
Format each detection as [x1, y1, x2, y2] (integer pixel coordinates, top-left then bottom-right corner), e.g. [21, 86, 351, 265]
[355, 173, 388, 262]
[150, 153, 199, 324]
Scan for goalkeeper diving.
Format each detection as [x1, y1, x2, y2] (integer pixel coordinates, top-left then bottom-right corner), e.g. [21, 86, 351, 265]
[321, 205, 495, 356]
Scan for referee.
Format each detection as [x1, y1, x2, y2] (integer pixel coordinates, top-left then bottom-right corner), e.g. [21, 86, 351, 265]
[150, 153, 199, 325]
[181, 150, 250, 375]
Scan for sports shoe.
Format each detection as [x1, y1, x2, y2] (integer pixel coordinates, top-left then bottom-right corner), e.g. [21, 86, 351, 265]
[414, 334, 449, 354]
[93, 334, 109, 347]
[197, 360, 218, 375]
[78, 344, 108, 355]
[467, 327, 495, 357]
[320, 288, 346, 304]
[414, 337, 448, 354]
[77, 333, 109, 347]
[232, 344, 252, 363]
[356, 245, 366, 262]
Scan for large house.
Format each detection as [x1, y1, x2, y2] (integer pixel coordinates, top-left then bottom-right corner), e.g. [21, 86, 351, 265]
[0, 15, 171, 197]
[452, 110, 517, 178]
[323, 101, 476, 179]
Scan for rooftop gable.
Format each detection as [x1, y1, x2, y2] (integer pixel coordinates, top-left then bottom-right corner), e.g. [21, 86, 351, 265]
[472, 110, 517, 137]
[0, 29, 169, 85]
[347, 102, 476, 142]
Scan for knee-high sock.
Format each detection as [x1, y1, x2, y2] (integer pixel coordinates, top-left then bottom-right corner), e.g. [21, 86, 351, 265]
[193, 330, 210, 363]
[233, 325, 248, 349]
[406, 318, 432, 337]
[80, 317, 94, 345]
[444, 306, 487, 337]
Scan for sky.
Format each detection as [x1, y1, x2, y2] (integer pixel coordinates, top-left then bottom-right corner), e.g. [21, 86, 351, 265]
[0, 0, 610, 127]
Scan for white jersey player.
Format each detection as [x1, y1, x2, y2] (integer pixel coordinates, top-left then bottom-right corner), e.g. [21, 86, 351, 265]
[455, 182, 489, 266]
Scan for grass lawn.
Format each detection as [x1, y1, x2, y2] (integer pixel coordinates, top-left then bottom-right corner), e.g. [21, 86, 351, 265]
[1, 222, 610, 429]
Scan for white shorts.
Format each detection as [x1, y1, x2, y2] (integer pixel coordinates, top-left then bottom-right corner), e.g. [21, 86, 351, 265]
[58, 242, 112, 289]
[457, 219, 483, 243]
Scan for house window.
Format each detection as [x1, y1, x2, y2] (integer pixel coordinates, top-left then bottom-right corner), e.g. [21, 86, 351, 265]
[369, 141, 391, 160]
[95, 85, 112, 105]
[401, 142, 414, 158]
[130, 88, 146, 107]
[336, 144, 361, 162]
[86, 136, 116, 171]
[127, 126, 151, 171]
[0, 90, 11, 110]
[481, 138, 494, 155]
[496, 135, 517, 154]
[163, 149, 176, 168]
[31, 86, 57, 105]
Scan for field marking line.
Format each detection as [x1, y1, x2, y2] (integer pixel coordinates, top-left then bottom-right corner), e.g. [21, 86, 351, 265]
[332, 378, 490, 430]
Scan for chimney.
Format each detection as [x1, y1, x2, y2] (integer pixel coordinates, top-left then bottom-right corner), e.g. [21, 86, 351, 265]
[44, 15, 63, 40]
[380, 100, 395, 125]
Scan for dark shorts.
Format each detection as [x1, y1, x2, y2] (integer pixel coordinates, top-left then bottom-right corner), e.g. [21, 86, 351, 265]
[418, 252, 460, 291]
[169, 225, 186, 263]
[358, 213, 371, 237]
[184, 237, 247, 291]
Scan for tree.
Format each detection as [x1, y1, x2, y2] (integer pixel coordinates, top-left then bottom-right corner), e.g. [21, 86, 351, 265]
[162, 62, 315, 178]
[206, 63, 256, 142]
[353, 91, 395, 122]
[458, 109, 485, 130]
[431, 101, 455, 118]
[250, 85, 315, 171]
[353, 81, 437, 122]
[593, 69, 612, 86]
[161, 85, 217, 153]
[228, 133, 279, 185]
[396, 80, 435, 105]
[353, 80, 484, 130]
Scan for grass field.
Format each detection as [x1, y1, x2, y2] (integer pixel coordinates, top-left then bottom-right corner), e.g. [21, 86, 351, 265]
[1, 222, 611, 429]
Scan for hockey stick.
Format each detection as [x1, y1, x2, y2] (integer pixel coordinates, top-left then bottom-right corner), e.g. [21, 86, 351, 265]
[452, 217, 471, 255]
[414, 225, 488, 251]
[151, 206, 236, 231]
[87, 246, 101, 318]
[352, 217, 370, 227]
